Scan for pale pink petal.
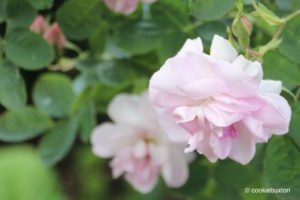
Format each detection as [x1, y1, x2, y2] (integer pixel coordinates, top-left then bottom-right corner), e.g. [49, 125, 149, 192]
[159, 110, 190, 142]
[171, 54, 214, 84]
[125, 164, 158, 193]
[179, 79, 227, 100]
[253, 93, 291, 134]
[184, 132, 203, 153]
[241, 116, 267, 141]
[149, 87, 193, 108]
[179, 118, 201, 134]
[177, 37, 203, 57]
[162, 147, 189, 188]
[133, 140, 147, 159]
[229, 123, 256, 165]
[173, 106, 198, 123]
[210, 35, 238, 62]
[204, 104, 245, 127]
[233, 55, 263, 85]
[215, 61, 259, 97]
[259, 80, 282, 94]
[210, 133, 232, 159]
[91, 123, 135, 158]
[108, 93, 157, 129]
[212, 95, 264, 113]
[196, 132, 218, 163]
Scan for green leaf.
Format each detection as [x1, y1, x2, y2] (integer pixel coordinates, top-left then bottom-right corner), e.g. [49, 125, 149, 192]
[189, 0, 235, 21]
[0, 1, 5, 23]
[114, 20, 162, 55]
[77, 101, 96, 143]
[275, 0, 300, 11]
[39, 119, 78, 166]
[95, 60, 136, 86]
[290, 101, 300, 147]
[279, 15, 300, 64]
[0, 145, 66, 200]
[89, 23, 107, 54]
[2, 0, 37, 29]
[214, 160, 257, 190]
[5, 29, 54, 70]
[157, 31, 188, 63]
[72, 146, 109, 200]
[0, 107, 53, 142]
[151, 0, 189, 30]
[33, 73, 75, 118]
[196, 22, 227, 47]
[0, 60, 27, 110]
[263, 51, 300, 90]
[264, 136, 300, 200]
[27, 0, 53, 10]
[56, 0, 102, 40]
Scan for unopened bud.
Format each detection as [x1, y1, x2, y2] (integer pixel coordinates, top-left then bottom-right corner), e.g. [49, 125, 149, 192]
[30, 15, 49, 34]
[43, 23, 67, 49]
[232, 15, 252, 48]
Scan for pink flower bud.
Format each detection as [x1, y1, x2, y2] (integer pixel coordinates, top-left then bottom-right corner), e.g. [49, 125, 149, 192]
[241, 16, 252, 34]
[43, 23, 67, 49]
[104, 0, 139, 15]
[30, 15, 49, 34]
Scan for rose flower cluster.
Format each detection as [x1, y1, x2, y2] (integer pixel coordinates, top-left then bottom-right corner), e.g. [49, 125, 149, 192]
[91, 35, 291, 192]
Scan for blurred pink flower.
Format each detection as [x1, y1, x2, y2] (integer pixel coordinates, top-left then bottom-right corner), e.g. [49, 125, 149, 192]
[91, 92, 192, 193]
[104, 0, 139, 15]
[149, 35, 291, 165]
[104, 0, 157, 15]
[43, 23, 67, 49]
[30, 15, 49, 34]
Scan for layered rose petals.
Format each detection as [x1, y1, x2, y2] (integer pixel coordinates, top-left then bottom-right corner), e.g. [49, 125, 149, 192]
[91, 92, 192, 193]
[149, 35, 291, 165]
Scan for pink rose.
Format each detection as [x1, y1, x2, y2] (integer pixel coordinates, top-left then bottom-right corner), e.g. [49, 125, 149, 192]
[149, 35, 291, 165]
[30, 15, 49, 34]
[91, 92, 192, 193]
[43, 23, 67, 49]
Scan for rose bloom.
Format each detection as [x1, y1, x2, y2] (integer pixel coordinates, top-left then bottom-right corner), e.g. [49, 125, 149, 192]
[91, 92, 192, 193]
[104, 0, 157, 15]
[149, 35, 291, 165]
[43, 23, 67, 49]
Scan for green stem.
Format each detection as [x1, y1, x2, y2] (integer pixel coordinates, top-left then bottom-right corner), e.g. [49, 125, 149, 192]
[282, 86, 297, 103]
[284, 9, 300, 22]
[296, 86, 300, 101]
